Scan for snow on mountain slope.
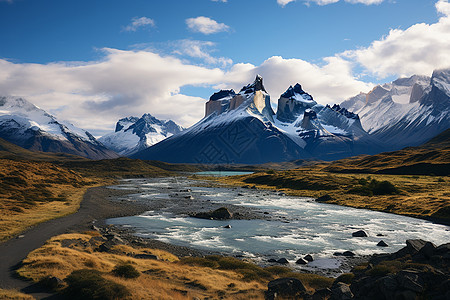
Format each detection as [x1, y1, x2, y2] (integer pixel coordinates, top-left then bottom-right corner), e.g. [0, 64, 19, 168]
[0, 96, 118, 159]
[132, 75, 381, 164]
[99, 114, 184, 156]
[341, 70, 450, 150]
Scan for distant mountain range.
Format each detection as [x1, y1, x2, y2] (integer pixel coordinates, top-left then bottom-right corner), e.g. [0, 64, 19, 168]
[0, 96, 118, 160]
[1, 68, 448, 164]
[98, 114, 184, 156]
[131, 75, 382, 164]
[341, 69, 450, 150]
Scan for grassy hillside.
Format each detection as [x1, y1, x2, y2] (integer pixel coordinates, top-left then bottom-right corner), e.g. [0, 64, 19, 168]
[323, 129, 450, 175]
[0, 138, 183, 241]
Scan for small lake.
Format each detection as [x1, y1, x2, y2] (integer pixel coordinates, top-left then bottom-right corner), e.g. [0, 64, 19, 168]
[107, 177, 450, 272]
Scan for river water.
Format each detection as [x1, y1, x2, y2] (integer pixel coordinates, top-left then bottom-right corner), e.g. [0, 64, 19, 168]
[107, 176, 450, 273]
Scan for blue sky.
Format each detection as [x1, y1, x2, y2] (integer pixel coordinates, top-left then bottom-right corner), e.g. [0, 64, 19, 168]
[0, 0, 449, 135]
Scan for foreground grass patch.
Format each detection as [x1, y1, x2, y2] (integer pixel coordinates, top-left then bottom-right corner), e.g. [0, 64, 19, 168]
[0, 288, 34, 300]
[0, 159, 106, 241]
[16, 233, 270, 299]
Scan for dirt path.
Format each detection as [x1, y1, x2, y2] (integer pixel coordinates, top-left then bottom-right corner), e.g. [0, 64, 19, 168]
[0, 186, 146, 299]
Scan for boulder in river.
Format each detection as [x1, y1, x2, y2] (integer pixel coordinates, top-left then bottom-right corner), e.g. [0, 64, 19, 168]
[352, 230, 368, 237]
[277, 258, 289, 264]
[296, 258, 308, 265]
[377, 240, 389, 247]
[193, 207, 233, 220]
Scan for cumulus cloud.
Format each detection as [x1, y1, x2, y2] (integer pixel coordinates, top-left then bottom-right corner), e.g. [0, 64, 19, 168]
[221, 56, 372, 105]
[0, 49, 225, 134]
[123, 17, 155, 32]
[277, 0, 296, 6]
[173, 40, 233, 67]
[186, 16, 230, 34]
[342, 0, 450, 78]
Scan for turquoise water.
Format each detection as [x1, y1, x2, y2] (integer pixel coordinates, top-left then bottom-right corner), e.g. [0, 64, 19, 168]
[194, 171, 254, 177]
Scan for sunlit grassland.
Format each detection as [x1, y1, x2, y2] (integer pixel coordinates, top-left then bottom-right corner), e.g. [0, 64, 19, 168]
[17, 232, 332, 299]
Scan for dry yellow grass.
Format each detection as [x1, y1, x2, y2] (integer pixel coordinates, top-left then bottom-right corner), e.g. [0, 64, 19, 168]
[0, 159, 110, 241]
[17, 233, 268, 299]
[0, 289, 35, 300]
[216, 170, 450, 221]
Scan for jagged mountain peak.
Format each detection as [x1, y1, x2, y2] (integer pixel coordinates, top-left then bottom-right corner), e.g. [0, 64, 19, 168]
[239, 74, 267, 94]
[209, 89, 236, 101]
[281, 83, 314, 102]
[100, 113, 184, 156]
[0, 95, 118, 159]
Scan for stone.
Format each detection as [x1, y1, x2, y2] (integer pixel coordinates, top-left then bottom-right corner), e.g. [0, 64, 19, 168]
[313, 288, 331, 300]
[193, 207, 232, 220]
[316, 194, 332, 202]
[304, 254, 314, 262]
[419, 241, 436, 259]
[296, 258, 308, 265]
[377, 240, 389, 247]
[268, 258, 277, 263]
[40, 276, 63, 290]
[398, 270, 423, 293]
[376, 233, 385, 237]
[330, 282, 353, 300]
[134, 254, 158, 260]
[276, 258, 289, 264]
[223, 224, 232, 229]
[406, 239, 427, 252]
[352, 230, 368, 237]
[265, 277, 306, 300]
[342, 251, 356, 257]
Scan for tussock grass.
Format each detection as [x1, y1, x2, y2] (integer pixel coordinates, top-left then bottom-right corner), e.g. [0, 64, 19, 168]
[17, 233, 271, 299]
[0, 159, 106, 241]
[17, 233, 333, 299]
[0, 289, 34, 300]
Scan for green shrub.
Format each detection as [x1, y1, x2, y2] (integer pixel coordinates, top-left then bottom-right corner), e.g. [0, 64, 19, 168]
[112, 263, 140, 279]
[64, 269, 130, 300]
[265, 266, 291, 275]
[348, 178, 399, 196]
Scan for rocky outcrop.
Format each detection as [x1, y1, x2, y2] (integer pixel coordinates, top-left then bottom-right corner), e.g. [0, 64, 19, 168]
[265, 277, 306, 300]
[348, 239, 450, 300]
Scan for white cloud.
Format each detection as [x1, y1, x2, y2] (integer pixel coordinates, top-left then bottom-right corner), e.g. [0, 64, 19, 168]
[436, 0, 450, 15]
[0, 49, 225, 133]
[173, 40, 233, 67]
[221, 56, 372, 105]
[342, 0, 450, 78]
[186, 16, 230, 35]
[277, 0, 296, 7]
[123, 17, 155, 32]
[211, 0, 227, 2]
[0, 49, 370, 135]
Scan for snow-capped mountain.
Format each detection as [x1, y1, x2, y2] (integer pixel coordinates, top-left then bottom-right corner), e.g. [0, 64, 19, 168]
[341, 69, 450, 150]
[132, 76, 380, 164]
[99, 114, 184, 156]
[0, 96, 118, 159]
